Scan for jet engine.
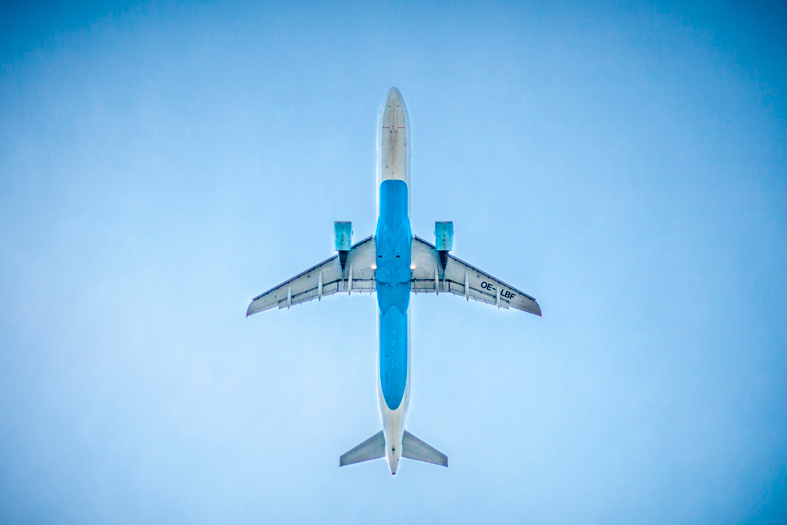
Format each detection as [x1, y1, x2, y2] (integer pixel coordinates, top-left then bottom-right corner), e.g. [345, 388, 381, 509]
[334, 221, 352, 270]
[434, 221, 453, 270]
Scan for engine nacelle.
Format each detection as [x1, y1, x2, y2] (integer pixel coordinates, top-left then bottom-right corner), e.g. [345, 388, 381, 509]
[435, 221, 453, 269]
[435, 221, 453, 251]
[335, 221, 352, 269]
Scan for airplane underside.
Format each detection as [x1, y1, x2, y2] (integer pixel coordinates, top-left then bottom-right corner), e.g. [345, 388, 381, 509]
[246, 88, 541, 475]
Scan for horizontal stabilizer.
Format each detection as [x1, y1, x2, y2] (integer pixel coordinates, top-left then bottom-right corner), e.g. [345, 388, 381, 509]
[340, 431, 386, 467]
[402, 431, 448, 467]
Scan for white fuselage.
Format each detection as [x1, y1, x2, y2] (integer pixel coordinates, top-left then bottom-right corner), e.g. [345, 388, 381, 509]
[376, 88, 411, 475]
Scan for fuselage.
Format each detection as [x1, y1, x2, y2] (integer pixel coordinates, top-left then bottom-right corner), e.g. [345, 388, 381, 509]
[246, 86, 537, 473]
[375, 88, 412, 475]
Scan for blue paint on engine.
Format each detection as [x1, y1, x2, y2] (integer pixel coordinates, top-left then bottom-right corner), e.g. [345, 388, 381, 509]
[334, 221, 352, 251]
[375, 180, 411, 410]
[435, 221, 454, 251]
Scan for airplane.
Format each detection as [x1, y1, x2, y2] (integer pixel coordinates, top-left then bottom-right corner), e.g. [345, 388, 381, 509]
[246, 87, 541, 475]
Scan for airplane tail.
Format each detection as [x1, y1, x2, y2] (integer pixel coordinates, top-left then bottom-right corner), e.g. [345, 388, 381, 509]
[402, 431, 448, 467]
[340, 431, 385, 466]
[339, 430, 448, 467]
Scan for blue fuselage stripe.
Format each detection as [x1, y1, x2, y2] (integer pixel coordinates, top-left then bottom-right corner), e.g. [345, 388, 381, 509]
[375, 180, 411, 410]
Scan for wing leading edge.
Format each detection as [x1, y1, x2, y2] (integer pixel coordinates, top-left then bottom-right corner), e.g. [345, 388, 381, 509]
[246, 236, 376, 316]
[410, 235, 541, 316]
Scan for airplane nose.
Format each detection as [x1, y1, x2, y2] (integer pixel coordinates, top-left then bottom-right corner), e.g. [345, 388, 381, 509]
[386, 87, 403, 106]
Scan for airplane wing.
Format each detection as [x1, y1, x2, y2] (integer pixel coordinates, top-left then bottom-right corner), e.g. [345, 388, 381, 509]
[246, 236, 376, 316]
[410, 235, 541, 316]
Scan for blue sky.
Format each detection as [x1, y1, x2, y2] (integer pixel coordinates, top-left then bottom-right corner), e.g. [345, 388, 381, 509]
[1, 1, 786, 522]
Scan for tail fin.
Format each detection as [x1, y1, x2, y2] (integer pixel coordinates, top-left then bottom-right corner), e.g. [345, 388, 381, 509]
[402, 431, 448, 467]
[340, 431, 385, 466]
